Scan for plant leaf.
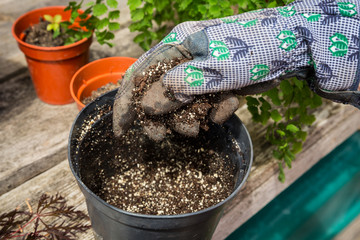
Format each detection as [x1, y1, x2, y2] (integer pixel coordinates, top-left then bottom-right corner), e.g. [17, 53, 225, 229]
[131, 9, 145, 21]
[271, 110, 282, 122]
[43, 14, 53, 22]
[109, 10, 120, 20]
[93, 3, 108, 17]
[107, 0, 118, 8]
[96, 18, 109, 30]
[53, 14, 62, 23]
[286, 124, 299, 133]
[108, 22, 120, 31]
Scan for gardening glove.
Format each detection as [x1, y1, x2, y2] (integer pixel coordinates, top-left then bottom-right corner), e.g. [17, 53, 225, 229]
[114, 0, 360, 140]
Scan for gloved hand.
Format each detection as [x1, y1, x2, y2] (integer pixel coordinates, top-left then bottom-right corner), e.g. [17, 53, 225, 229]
[114, 0, 360, 140]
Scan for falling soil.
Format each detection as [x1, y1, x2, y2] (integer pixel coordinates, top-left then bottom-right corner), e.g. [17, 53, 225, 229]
[82, 81, 121, 105]
[78, 110, 237, 215]
[24, 18, 68, 47]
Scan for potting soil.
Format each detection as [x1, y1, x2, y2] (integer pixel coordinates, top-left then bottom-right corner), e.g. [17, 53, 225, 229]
[24, 18, 68, 47]
[78, 111, 236, 215]
[82, 81, 122, 105]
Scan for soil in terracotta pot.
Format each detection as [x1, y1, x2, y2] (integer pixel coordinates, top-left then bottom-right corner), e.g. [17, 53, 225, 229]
[24, 18, 68, 47]
[78, 111, 237, 215]
[82, 81, 121, 105]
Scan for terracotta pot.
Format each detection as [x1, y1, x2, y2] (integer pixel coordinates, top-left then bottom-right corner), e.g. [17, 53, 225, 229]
[12, 6, 92, 105]
[70, 56, 137, 110]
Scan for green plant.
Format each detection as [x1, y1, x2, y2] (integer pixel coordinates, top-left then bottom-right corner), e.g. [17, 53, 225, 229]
[246, 78, 322, 182]
[128, 0, 294, 50]
[44, 0, 121, 46]
[128, 0, 323, 182]
[0, 193, 91, 239]
[44, 14, 62, 38]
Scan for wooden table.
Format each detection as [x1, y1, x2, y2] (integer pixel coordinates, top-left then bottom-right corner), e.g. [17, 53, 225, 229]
[1, 1, 360, 239]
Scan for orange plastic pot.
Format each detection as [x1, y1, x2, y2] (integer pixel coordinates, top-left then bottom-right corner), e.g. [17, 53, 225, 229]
[12, 6, 92, 105]
[70, 57, 137, 110]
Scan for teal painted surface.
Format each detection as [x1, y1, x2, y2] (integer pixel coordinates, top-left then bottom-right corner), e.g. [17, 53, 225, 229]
[227, 131, 360, 240]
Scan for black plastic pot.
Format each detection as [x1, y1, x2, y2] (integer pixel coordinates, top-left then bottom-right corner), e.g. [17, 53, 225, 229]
[68, 90, 253, 240]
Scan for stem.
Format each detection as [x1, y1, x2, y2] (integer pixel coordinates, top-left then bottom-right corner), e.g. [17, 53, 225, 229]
[8, 215, 37, 238]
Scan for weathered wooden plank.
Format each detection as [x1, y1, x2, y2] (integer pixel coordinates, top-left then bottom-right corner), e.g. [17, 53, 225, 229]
[0, 72, 79, 195]
[1, 99, 359, 239]
[212, 103, 360, 240]
[0, 160, 93, 239]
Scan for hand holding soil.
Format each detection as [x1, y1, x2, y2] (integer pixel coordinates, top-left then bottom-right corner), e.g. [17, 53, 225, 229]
[113, 57, 239, 141]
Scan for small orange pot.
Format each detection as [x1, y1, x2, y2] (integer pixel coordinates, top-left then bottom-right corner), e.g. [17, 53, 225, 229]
[70, 57, 137, 110]
[12, 6, 92, 105]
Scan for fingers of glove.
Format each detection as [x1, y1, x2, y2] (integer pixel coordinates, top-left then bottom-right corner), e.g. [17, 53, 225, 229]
[210, 93, 239, 125]
[141, 81, 184, 115]
[162, 59, 241, 100]
[142, 120, 168, 142]
[113, 43, 192, 137]
[171, 119, 200, 138]
[113, 79, 136, 138]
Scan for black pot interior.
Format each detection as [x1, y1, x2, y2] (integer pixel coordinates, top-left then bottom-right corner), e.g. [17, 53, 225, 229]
[69, 90, 251, 202]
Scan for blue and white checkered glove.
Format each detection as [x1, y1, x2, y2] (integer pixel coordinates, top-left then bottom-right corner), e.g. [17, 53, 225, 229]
[114, 0, 360, 138]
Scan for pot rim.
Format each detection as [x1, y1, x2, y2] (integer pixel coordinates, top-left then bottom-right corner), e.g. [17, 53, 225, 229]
[69, 103, 254, 219]
[70, 56, 138, 110]
[12, 6, 91, 52]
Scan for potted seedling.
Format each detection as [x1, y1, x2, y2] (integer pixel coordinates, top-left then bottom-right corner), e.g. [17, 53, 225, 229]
[68, 59, 253, 239]
[12, 0, 121, 105]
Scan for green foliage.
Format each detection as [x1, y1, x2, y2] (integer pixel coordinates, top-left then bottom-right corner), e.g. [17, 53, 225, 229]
[128, 0, 294, 50]
[246, 78, 322, 182]
[45, 0, 121, 47]
[128, 0, 324, 182]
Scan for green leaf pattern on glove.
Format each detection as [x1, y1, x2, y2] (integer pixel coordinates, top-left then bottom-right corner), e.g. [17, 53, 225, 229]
[250, 64, 270, 81]
[277, 30, 297, 51]
[184, 66, 204, 87]
[209, 40, 230, 60]
[162, 32, 179, 44]
[237, 19, 258, 27]
[329, 33, 349, 57]
[338, 2, 358, 17]
[277, 6, 297, 17]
